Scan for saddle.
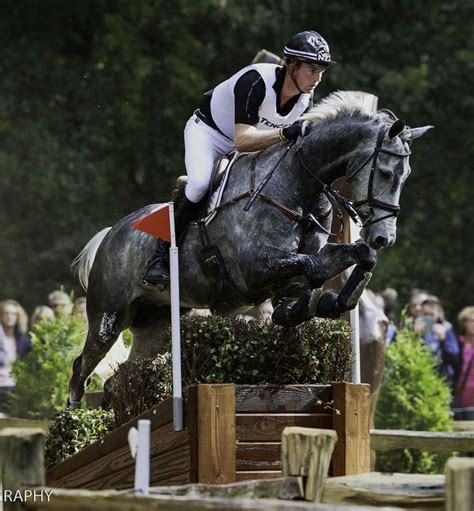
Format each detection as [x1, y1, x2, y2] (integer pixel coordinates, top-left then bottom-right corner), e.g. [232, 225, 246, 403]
[173, 152, 238, 224]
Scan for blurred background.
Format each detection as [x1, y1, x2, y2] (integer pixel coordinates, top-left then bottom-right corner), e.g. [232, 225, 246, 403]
[0, 0, 472, 316]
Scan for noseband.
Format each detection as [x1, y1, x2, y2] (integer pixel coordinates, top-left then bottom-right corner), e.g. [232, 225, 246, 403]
[296, 125, 411, 228]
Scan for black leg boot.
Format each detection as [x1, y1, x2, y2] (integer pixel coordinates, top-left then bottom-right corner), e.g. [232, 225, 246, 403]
[142, 190, 201, 286]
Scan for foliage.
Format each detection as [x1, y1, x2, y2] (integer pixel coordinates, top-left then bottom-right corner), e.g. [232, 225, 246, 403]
[105, 354, 172, 428]
[375, 326, 453, 474]
[45, 408, 114, 468]
[108, 315, 352, 427]
[8, 314, 88, 419]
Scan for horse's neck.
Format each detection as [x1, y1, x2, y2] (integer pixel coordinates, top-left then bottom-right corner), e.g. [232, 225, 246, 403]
[301, 120, 374, 187]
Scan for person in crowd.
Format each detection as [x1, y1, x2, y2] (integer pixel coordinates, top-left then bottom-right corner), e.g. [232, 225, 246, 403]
[73, 297, 88, 323]
[408, 288, 430, 319]
[48, 290, 73, 317]
[455, 306, 474, 415]
[30, 305, 55, 328]
[143, 30, 336, 286]
[413, 295, 460, 392]
[0, 299, 31, 413]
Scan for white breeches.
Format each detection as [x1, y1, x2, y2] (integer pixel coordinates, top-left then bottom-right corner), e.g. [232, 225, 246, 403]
[184, 114, 235, 203]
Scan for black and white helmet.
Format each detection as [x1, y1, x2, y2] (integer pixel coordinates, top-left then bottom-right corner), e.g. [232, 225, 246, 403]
[284, 31, 336, 66]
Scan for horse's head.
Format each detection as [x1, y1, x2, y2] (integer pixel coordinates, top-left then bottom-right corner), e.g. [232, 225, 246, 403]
[346, 117, 433, 250]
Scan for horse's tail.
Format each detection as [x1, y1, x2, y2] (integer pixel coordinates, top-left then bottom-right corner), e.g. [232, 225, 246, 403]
[72, 227, 111, 291]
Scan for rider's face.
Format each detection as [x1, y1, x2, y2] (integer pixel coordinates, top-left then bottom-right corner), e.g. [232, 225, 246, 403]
[292, 62, 325, 93]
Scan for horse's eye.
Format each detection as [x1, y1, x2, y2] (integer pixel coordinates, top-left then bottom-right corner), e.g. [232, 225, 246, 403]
[379, 167, 394, 179]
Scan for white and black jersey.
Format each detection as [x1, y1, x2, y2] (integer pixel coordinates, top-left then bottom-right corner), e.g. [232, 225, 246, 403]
[197, 63, 311, 140]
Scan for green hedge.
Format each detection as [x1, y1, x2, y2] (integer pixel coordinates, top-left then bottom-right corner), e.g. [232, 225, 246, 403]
[375, 326, 453, 474]
[107, 315, 352, 427]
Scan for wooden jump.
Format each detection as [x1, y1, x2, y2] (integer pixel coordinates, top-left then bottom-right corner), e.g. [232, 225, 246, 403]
[46, 382, 370, 490]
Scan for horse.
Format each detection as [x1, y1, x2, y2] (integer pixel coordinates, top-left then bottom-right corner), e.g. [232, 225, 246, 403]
[68, 91, 431, 407]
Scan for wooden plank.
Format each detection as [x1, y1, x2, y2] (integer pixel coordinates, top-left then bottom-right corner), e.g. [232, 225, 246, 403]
[22, 487, 406, 510]
[68, 444, 192, 491]
[445, 457, 474, 511]
[0, 427, 45, 496]
[322, 472, 444, 510]
[0, 417, 51, 432]
[236, 471, 282, 482]
[371, 429, 474, 452]
[146, 477, 303, 500]
[332, 383, 370, 476]
[50, 421, 190, 489]
[453, 420, 474, 432]
[235, 385, 332, 413]
[236, 442, 281, 471]
[197, 384, 236, 484]
[282, 427, 337, 502]
[236, 414, 332, 442]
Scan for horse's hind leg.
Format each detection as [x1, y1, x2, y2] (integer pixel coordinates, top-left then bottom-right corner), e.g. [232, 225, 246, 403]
[68, 310, 126, 408]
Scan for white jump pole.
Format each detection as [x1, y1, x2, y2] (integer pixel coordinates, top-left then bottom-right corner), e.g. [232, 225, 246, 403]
[349, 219, 361, 384]
[169, 201, 183, 431]
[134, 419, 150, 495]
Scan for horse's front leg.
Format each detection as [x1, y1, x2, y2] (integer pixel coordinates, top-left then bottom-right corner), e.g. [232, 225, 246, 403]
[271, 242, 377, 327]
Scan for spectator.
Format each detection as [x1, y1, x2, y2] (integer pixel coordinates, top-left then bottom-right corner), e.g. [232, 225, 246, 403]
[48, 290, 73, 317]
[0, 299, 31, 413]
[413, 295, 460, 392]
[455, 306, 474, 415]
[408, 288, 430, 320]
[30, 305, 55, 328]
[73, 297, 88, 323]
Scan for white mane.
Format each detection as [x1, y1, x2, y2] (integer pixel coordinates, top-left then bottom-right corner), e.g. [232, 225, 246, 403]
[303, 90, 378, 124]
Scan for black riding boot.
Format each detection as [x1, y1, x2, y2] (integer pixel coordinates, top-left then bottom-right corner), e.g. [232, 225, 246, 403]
[142, 191, 200, 286]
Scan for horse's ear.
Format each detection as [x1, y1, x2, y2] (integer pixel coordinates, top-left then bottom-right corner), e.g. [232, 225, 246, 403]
[388, 119, 406, 140]
[405, 125, 434, 140]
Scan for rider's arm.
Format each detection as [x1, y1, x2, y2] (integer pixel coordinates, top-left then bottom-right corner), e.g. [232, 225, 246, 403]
[234, 123, 281, 152]
[233, 70, 282, 153]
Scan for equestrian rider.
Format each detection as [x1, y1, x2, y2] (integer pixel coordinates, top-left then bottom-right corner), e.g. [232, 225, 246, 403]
[143, 30, 336, 286]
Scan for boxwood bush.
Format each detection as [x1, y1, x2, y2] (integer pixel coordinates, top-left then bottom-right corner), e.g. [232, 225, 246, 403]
[107, 315, 352, 427]
[375, 326, 453, 474]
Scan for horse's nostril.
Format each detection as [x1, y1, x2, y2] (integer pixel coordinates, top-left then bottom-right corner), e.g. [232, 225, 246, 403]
[373, 236, 388, 249]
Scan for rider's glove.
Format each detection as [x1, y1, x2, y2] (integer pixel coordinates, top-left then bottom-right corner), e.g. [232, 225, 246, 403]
[279, 120, 310, 142]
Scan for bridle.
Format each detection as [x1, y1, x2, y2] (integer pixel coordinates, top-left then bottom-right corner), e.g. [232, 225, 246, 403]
[296, 123, 412, 229]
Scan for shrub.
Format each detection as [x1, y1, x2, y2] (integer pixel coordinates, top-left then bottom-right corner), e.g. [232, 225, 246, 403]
[375, 326, 453, 474]
[9, 314, 88, 419]
[45, 409, 115, 468]
[108, 315, 352, 426]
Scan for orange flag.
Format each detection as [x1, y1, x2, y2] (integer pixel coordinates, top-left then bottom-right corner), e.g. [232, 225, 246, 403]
[131, 204, 171, 242]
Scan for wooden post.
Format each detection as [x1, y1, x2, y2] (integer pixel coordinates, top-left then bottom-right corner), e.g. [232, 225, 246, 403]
[445, 456, 474, 511]
[331, 382, 370, 476]
[0, 427, 45, 510]
[197, 384, 236, 484]
[281, 427, 337, 502]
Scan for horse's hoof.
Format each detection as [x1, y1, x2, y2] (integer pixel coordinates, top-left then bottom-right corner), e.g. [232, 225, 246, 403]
[315, 291, 342, 319]
[66, 398, 82, 410]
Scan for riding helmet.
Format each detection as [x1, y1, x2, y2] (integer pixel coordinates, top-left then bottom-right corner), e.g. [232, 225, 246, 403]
[284, 31, 336, 66]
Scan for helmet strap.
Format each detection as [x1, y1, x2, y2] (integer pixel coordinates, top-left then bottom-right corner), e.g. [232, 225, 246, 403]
[288, 62, 305, 94]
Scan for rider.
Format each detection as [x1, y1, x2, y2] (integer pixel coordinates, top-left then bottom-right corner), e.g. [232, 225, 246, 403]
[143, 30, 336, 286]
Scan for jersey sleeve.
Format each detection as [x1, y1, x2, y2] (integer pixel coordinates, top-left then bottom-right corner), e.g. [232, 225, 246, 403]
[233, 70, 265, 126]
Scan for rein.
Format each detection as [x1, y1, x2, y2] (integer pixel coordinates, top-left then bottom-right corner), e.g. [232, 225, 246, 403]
[296, 125, 411, 228]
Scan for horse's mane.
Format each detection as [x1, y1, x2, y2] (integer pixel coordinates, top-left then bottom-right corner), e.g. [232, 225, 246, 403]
[303, 90, 378, 124]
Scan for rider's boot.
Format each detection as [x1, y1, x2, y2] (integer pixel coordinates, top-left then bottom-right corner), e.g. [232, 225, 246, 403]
[142, 190, 201, 286]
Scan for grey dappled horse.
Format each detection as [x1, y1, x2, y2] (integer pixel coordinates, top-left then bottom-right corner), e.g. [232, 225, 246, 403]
[68, 91, 431, 406]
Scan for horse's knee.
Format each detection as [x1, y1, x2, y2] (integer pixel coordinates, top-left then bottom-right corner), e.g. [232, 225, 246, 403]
[98, 311, 122, 343]
[355, 243, 377, 271]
